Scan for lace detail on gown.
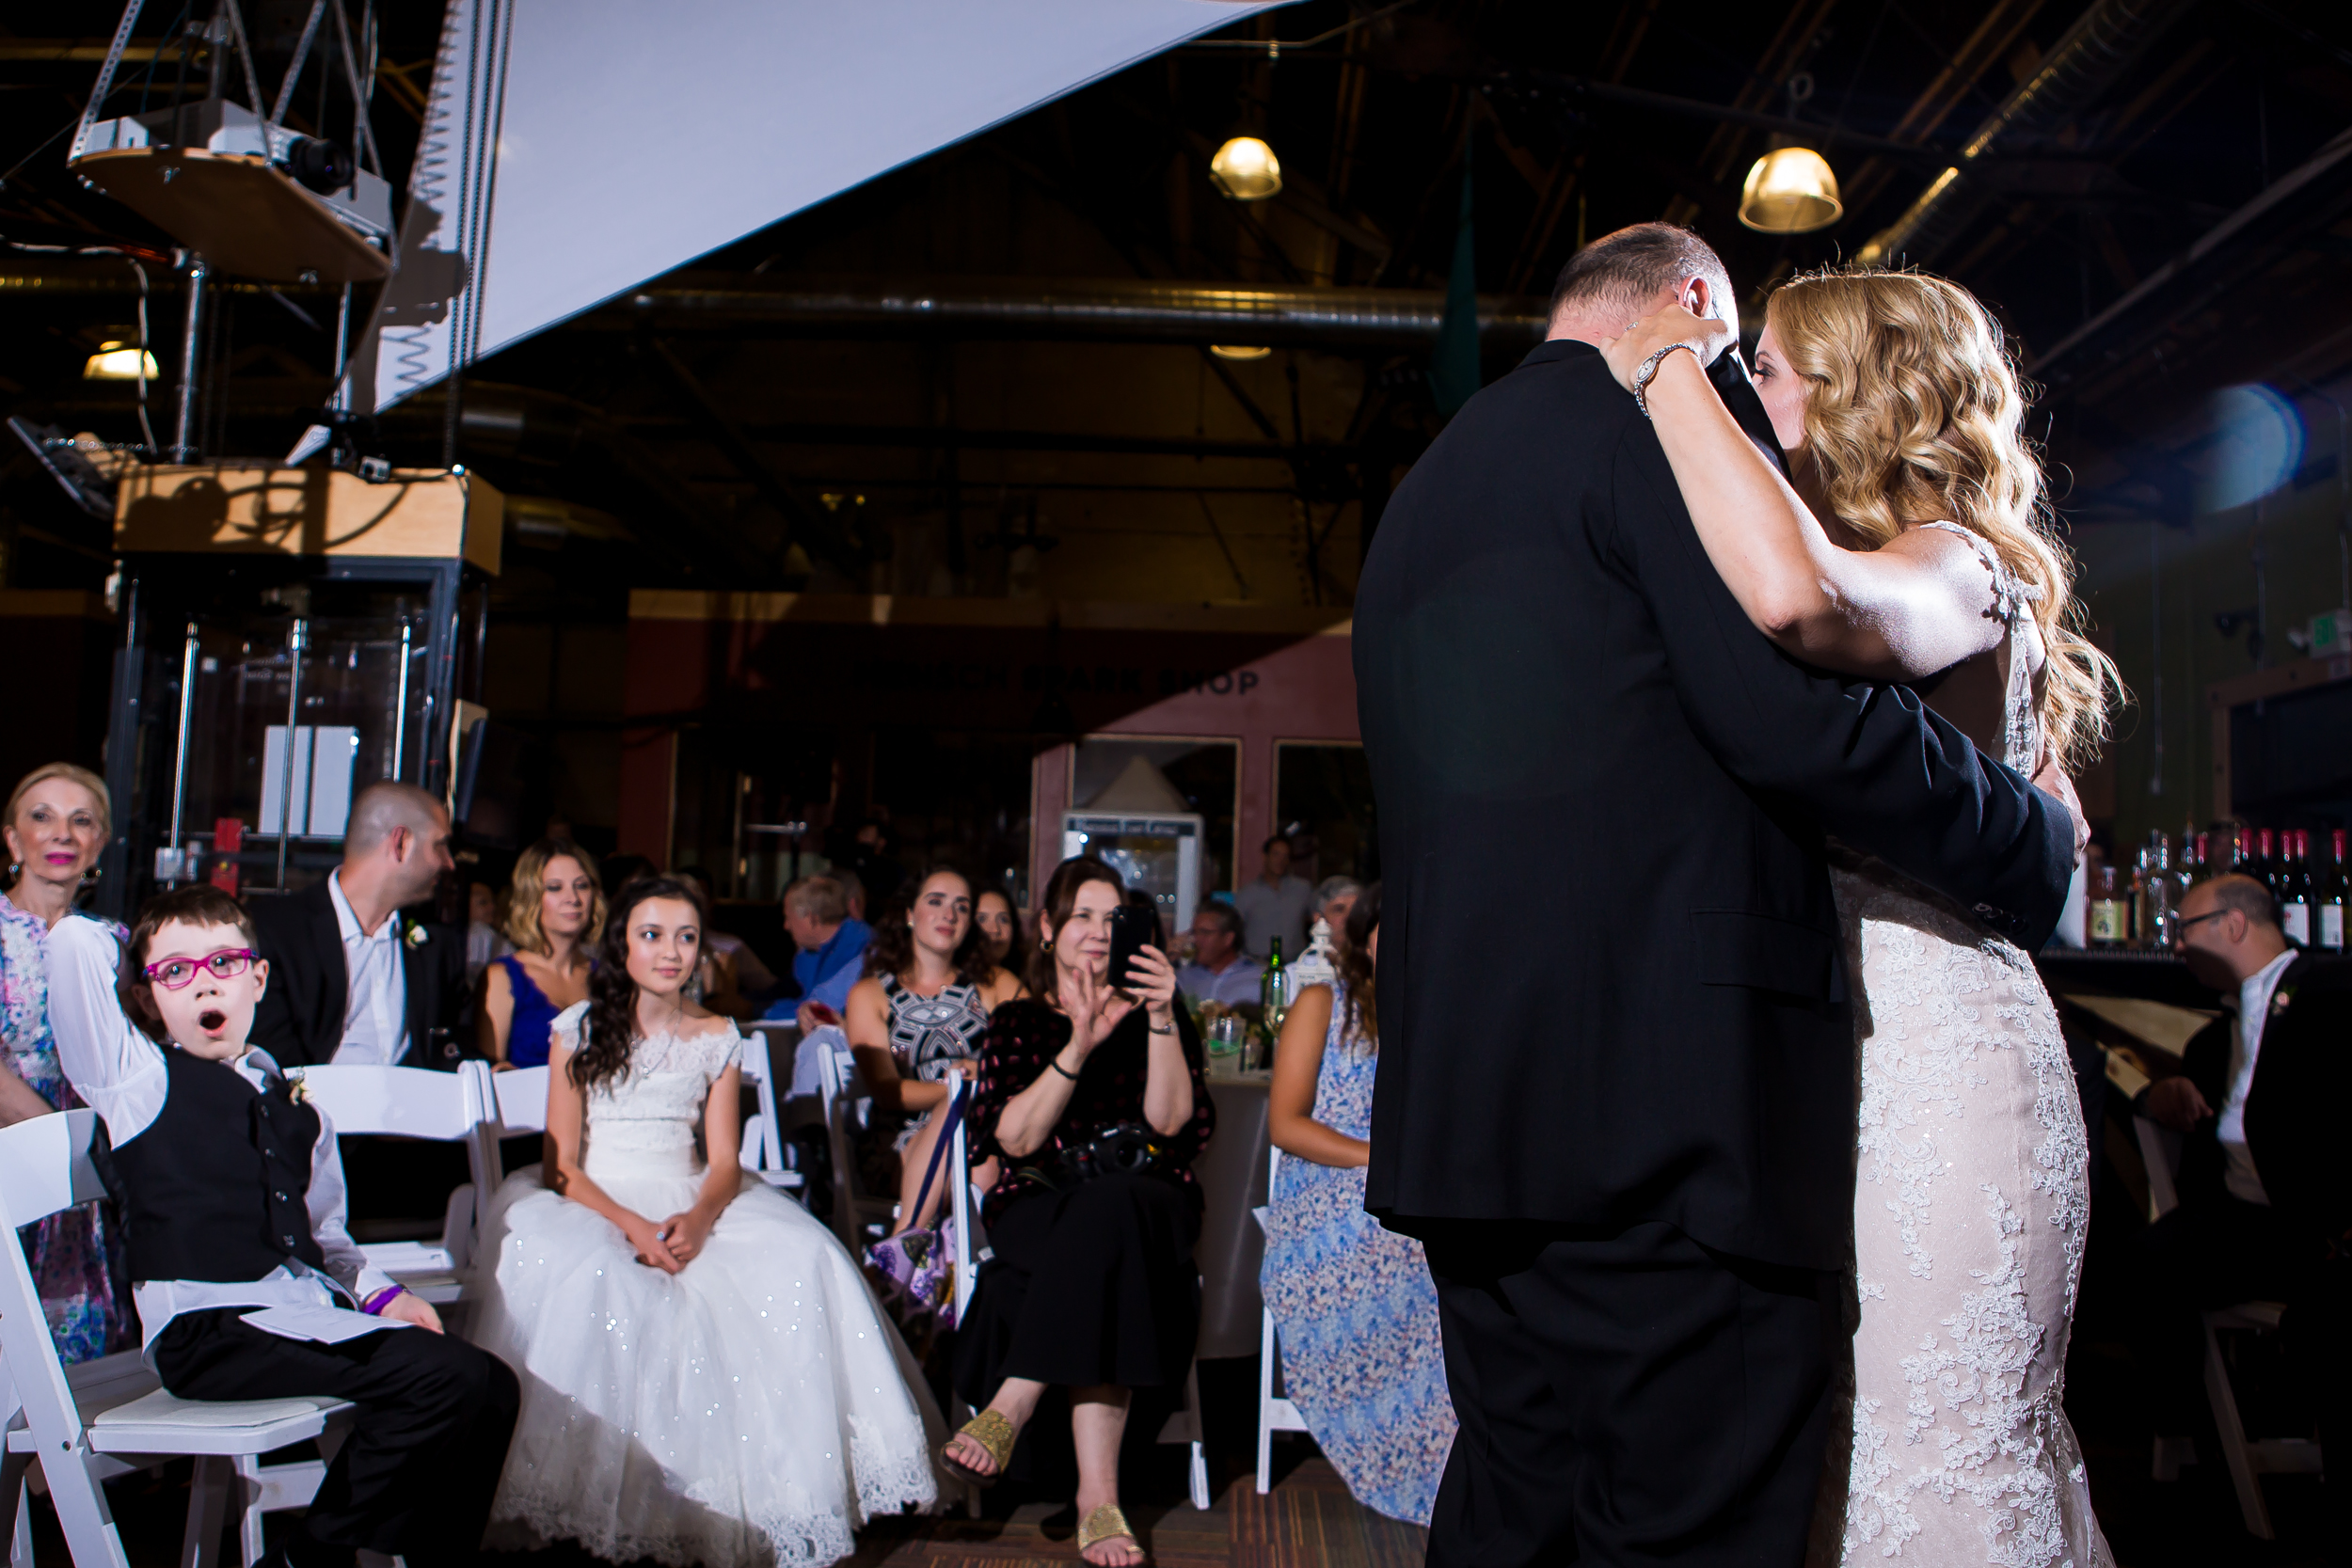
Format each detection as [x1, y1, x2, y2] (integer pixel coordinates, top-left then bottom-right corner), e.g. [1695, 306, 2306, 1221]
[479, 1002, 943, 1567]
[1826, 526, 2110, 1568]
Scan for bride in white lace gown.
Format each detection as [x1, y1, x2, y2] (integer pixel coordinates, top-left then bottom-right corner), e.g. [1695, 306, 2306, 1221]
[474, 878, 940, 1567]
[1606, 270, 2118, 1567]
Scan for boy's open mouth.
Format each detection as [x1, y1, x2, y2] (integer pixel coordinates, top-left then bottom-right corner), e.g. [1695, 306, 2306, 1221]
[199, 1008, 227, 1032]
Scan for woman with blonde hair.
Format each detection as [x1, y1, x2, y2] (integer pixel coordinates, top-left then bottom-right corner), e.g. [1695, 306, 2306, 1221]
[479, 838, 603, 1070]
[0, 762, 128, 1360]
[1604, 269, 2119, 1568]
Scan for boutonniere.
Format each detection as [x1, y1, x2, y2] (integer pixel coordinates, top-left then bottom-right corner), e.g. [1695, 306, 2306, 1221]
[284, 1068, 313, 1106]
[404, 920, 429, 950]
[2270, 985, 2296, 1017]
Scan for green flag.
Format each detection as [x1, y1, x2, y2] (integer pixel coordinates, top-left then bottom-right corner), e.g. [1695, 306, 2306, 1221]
[1428, 149, 1480, 416]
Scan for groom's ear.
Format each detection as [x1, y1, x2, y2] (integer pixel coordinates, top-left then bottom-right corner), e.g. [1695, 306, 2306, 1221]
[1680, 274, 1724, 322]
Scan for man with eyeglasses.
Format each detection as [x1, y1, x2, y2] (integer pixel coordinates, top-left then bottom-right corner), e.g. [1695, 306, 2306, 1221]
[2136, 872, 2350, 1544]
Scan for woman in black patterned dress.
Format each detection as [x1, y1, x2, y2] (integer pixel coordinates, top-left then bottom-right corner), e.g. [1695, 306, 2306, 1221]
[845, 864, 1023, 1234]
[945, 857, 1214, 1568]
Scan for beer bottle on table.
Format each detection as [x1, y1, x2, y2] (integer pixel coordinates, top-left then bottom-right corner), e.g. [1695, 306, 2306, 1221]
[1257, 938, 1287, 1063]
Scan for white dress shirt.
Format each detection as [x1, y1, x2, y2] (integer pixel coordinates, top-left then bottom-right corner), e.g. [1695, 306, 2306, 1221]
[328, 869, 409, 1066]
[2216, 947, 2297, 1208]
[46, 916, 398, 1351]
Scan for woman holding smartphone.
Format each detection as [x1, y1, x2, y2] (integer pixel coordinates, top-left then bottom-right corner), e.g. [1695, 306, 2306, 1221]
[945, 857, 1213, 1568]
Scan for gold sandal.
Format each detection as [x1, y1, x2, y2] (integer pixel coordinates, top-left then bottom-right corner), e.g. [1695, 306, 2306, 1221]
[1077, 1504, 1143, 1563]
[942, 1408, 1015, 1487]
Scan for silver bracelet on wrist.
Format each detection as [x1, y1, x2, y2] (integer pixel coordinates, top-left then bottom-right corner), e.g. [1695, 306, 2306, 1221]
[1631, 342, 1699, 420]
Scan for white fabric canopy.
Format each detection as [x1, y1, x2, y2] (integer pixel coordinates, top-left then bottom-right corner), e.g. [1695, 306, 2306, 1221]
[355, 0, 1285, 412]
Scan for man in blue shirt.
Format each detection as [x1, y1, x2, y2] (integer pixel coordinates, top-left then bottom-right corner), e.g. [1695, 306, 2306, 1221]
[762, 874, 871, 1032]
[1176, 904, 1262, 1007]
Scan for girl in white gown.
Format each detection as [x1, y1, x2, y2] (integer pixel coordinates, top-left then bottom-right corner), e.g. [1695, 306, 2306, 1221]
[474, 876, 940, 1568]
[1605, 270, 2120, 1568]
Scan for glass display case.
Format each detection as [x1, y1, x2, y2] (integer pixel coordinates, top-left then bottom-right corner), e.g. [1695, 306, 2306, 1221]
[1060, 813, 1204, 942]
[100, 554, 482, 918]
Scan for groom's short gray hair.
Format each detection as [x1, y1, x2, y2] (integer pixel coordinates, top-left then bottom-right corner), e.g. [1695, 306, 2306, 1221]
[1550, 223, 1734, 321]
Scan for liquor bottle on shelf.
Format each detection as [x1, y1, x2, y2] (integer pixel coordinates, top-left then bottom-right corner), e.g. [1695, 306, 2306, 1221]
[2088, 863, 2129, 948]
[2256, 828, 2279, 903]
[2280, 831, 2313, 947]
[2178, 826, 2201, 894]
[2235, 825, 2257, 878]
[2137, 833, 2175, 949]
[2321, 830, 2347, 953]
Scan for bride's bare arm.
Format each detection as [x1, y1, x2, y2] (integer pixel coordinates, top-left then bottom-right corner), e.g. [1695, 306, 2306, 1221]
[1603, 321, 2004, 682]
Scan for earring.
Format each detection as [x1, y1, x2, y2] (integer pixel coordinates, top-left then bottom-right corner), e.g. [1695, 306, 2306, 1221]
[81, 863, 102, 887]
[1041, 937, 1054, 953]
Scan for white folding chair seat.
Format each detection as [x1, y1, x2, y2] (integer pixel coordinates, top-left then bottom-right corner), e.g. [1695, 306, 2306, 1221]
[0, 1110, 357, 1568]
[2134, 1113, 2325, 1536]
[288, 1064, 497, 1307]
[1252, 1143, 1311, 1495]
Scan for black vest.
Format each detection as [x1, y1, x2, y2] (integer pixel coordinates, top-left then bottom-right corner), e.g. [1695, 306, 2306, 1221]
[109, 1048, 329, 1285]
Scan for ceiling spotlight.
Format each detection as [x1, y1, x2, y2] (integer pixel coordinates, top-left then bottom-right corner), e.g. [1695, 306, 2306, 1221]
[83, 341, 159, 381]
[1739, 148, 1844, 234]
[1209, 344, 1272, 361]
[1209, 136, 1282, 202]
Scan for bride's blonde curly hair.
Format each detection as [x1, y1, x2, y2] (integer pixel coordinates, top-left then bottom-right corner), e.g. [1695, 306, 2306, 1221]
[1765, 266, 2122, 771]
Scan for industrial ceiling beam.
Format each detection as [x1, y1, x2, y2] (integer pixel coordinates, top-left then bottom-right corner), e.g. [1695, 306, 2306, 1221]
[1857, 0, 2201, 268]
[590, 277, 1548, 349]
[2028, 125, 2352, 397]
[644, 338, 866, 581]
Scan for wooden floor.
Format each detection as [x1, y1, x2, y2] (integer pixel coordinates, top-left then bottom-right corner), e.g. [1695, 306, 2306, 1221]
[25, 1449, 1426, 1568]
[835, 1460, 1426, 1568]
[25, 1326, 2335, 1567]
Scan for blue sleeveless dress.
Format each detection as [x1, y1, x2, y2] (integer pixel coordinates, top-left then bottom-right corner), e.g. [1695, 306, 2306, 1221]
[497, 955, 564, 1069]
[1258, 981, 1456, 1523]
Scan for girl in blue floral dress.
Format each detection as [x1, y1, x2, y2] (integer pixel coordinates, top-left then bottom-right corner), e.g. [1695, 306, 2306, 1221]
[1259, 884, 1454, 1523]
[1, 764, 128, 1363]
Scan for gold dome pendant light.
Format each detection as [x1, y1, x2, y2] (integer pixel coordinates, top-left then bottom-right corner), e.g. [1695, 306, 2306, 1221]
[1209, 135, 1283, 202]
[1739, 148, 1844, 233]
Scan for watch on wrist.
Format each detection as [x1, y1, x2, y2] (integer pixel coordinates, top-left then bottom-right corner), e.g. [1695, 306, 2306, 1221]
[1631, 342, 1699, 420]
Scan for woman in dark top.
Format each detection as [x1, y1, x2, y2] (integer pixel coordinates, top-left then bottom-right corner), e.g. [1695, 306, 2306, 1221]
[946, 857, 1213, 1568]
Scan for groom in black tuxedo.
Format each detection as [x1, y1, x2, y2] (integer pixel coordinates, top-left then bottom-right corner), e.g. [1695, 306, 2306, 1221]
[1354, 225, 2077, 1567]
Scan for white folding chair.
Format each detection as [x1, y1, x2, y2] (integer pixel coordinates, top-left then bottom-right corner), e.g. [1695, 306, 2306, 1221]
[2135, 1113, 2325, 1536]
[0, 1110, 355, 1568]
[488, 1063, 551, 1136]
[736, 1027, 804, 1194]
[1252, 1144, 1310, 1494]
[814, 1028, 896, 1249]
[1152, 1360, 1214, 1512]
[946, 1078, 986, 1326]
[287, 1064, 497, 1307]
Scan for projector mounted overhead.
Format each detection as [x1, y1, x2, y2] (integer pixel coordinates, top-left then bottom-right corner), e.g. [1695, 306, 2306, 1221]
[70, 0, 395, 285]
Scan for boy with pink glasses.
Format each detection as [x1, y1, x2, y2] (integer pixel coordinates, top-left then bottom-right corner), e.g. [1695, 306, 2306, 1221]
[47, 884, 517, 1568]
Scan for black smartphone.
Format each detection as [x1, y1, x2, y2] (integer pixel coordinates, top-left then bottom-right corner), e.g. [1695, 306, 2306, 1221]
[1105, 903, 1151, 996]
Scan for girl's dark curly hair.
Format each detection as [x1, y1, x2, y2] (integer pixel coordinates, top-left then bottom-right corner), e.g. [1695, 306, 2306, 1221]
[1333, 880, 1381, 1052]
[574, 875, 707, 1091]
[861, 863, 992, 987]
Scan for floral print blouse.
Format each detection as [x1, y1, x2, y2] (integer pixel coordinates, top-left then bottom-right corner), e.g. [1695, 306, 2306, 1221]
[968, 998, 1216, 1224]
[1, 895, 128, 1362]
